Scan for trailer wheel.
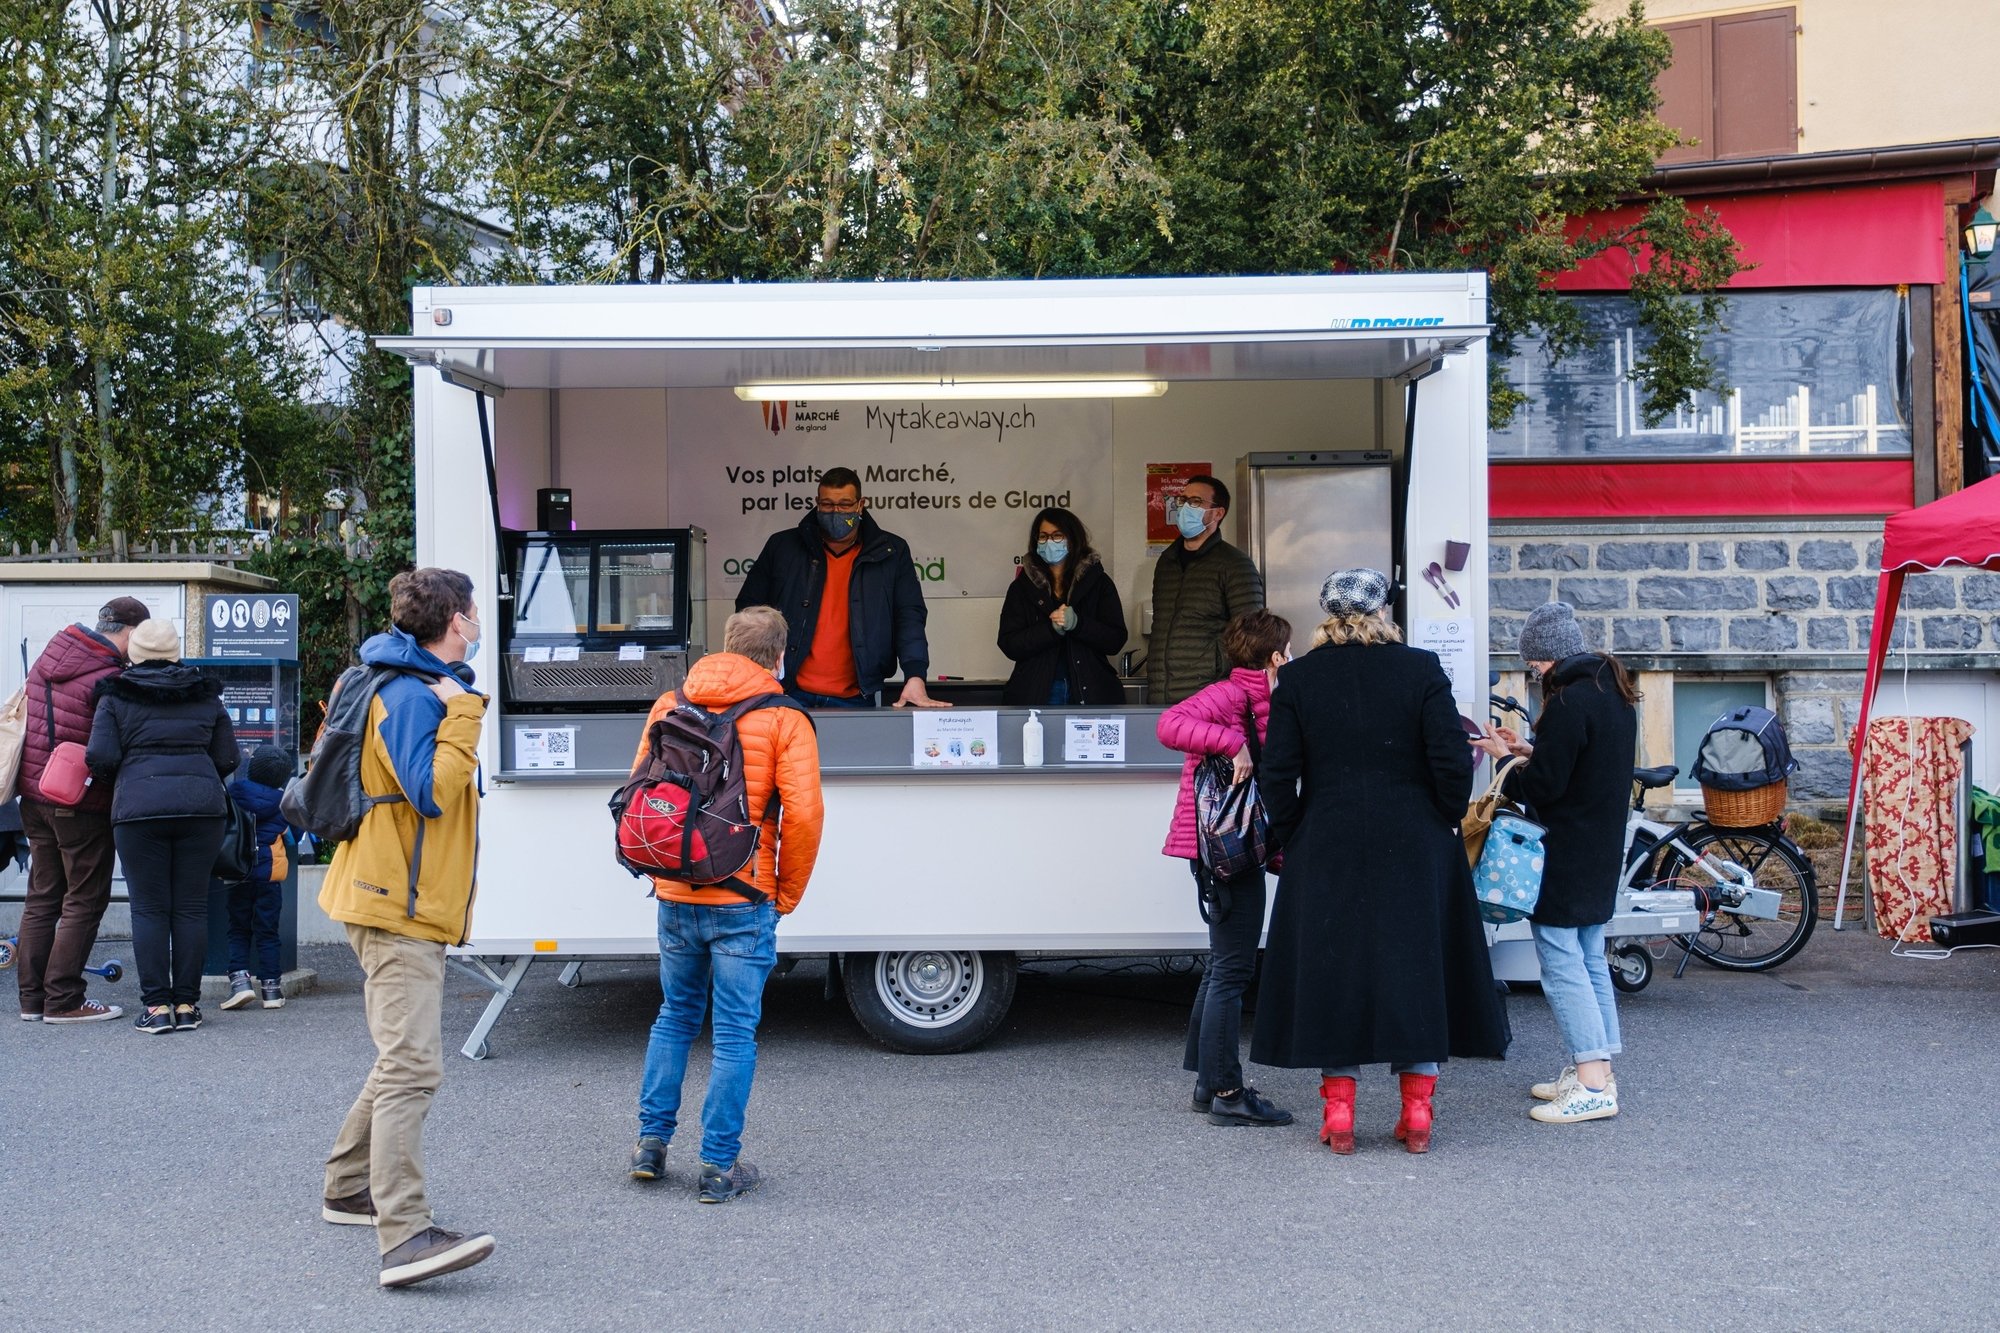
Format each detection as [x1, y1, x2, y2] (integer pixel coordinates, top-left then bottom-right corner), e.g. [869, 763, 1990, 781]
[842, 950, 1017, 1054]
[1609, 945, 1652, 994]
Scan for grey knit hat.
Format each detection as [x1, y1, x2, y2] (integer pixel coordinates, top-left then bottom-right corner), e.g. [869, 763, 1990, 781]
[1319, 567, 1391, 617]
[1519, 602, 1587, 662]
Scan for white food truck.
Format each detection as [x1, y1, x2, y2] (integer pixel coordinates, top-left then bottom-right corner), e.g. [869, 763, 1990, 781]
[377, 273, 1506, 1058]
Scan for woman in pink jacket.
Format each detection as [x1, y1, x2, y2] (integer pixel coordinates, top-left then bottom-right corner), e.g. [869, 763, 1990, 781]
[1156, 609, 1292, 1128]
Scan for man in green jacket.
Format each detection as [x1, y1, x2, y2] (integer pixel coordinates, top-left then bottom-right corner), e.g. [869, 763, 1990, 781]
[1148, 474, 1266, 705]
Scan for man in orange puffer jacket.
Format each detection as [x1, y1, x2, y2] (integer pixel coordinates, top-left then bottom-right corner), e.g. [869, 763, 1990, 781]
[628, 605, 823, 1203]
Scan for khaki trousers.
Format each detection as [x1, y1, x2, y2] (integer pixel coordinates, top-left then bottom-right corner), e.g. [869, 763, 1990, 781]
[323, 923, 445, 1253]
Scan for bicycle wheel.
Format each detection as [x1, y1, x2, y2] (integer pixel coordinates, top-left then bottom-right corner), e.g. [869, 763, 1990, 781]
[1654, 826, 1818, 971]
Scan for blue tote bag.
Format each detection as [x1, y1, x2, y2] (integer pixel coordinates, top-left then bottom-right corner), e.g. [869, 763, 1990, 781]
[1471, 811, 1546, 925]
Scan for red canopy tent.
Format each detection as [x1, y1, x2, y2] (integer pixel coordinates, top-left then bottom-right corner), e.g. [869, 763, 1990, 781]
[1836, 473, 2000, 926]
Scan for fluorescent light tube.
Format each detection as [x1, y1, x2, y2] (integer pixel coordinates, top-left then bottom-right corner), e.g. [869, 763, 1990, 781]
[733, 379, 1169, 402]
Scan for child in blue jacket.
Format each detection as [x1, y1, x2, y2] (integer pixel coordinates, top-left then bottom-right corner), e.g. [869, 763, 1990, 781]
[220, 746, 298, 1011]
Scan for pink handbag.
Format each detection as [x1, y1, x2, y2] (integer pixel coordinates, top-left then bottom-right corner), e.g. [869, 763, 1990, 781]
[35, 680, 91, 805]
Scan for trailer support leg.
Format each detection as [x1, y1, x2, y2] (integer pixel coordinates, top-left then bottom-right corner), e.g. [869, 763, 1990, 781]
[449, 954, 534, 1060]
[558, 960, 584, 988]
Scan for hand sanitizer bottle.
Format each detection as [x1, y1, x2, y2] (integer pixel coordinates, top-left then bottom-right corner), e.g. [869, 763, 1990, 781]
[1022, 710, 1044, 767]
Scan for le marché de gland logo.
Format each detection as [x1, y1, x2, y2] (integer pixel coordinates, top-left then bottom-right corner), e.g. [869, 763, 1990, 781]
[757, 399, 842, 435]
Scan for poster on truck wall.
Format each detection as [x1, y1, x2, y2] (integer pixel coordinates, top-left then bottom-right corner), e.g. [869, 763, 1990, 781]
[667, 389, 1112, 600]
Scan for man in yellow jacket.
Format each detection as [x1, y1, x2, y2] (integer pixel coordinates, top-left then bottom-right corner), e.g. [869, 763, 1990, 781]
[317, 568, 495, 1289]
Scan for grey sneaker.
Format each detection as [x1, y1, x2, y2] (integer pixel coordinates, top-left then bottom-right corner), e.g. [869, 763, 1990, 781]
[220, 971, 257, 1010]
[698, 1159, 762, 1204]
[260, 977, 285, 1009]
[630, 1137, 667, 1181]
[379, 1227, 495, 1288]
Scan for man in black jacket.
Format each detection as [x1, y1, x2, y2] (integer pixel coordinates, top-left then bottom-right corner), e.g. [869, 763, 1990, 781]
[737, 467, 947, 709]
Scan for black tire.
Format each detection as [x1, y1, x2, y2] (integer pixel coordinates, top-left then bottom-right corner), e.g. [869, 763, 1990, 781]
[841, 949, 1018, 1054]
[1656, 826, 1818, 971]
[1608, 945, 1652, 993]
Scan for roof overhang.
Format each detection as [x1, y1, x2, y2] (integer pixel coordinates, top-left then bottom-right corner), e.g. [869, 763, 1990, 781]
[375, 275, 1489, 392]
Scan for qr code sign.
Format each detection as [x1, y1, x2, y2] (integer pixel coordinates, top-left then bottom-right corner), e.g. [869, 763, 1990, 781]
[517, 727, 578, 769]
[1095, 723, 1122, 746]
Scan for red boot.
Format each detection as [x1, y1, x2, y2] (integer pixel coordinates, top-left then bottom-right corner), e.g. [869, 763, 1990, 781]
[1394, 1073, 1437, 1154]
[1319, 1076, 1356, 1154]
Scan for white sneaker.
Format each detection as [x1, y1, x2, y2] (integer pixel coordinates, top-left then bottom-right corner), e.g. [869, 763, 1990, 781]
[1529, 1079, 1619, 1124]
[1531, 1067, 1618, 1102]
[1530, 1066, 1577, 1101]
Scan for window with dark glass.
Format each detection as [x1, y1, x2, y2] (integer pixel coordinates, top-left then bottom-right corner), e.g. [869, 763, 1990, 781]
[1491, 289, 1912, 459]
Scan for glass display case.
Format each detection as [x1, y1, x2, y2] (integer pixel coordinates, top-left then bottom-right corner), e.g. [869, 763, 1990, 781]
[501, 528, 706, 709]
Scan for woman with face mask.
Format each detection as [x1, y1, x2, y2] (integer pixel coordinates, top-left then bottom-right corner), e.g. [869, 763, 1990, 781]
[997, 508, 1128, 707]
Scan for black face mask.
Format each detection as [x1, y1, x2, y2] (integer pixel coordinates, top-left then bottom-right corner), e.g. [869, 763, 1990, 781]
[817, 511, 861, 542]
[446, 661, 477, 689]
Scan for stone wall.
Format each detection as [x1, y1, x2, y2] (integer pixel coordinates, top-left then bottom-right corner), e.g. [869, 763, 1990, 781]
[1489, 521, 1999, 814]
[1489, 524, 2000, 660]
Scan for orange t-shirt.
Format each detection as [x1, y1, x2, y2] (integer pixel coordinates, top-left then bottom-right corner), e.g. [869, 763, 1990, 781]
[794, 545, 860, 698]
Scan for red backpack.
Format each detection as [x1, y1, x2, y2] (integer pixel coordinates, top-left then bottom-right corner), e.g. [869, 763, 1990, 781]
[609, 693, 811, 902]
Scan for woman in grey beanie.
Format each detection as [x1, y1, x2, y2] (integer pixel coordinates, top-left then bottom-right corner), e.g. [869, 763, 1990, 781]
[1473, 602, 1639, 1124]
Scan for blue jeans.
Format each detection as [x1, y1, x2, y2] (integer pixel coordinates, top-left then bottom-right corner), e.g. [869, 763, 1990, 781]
[784, 685, 873, 709]
[637, 900, 779, 1167]
[226, 877, 282, 980]
[1320, 1063, 1440, 1078]
[1532, 922, 1623, 1064]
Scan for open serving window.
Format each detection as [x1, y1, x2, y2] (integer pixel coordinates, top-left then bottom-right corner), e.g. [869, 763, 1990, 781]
[502, 527, 706, 710]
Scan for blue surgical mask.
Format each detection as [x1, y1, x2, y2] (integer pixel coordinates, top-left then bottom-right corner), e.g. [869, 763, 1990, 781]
[1037, 539, 1069, 566]
[817, 510, 861, 542]
[456, 611, 481, 663]
[1175, 505, 1209, 540]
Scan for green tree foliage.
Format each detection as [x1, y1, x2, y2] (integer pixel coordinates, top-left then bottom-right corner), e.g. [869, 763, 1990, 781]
[244, 1, 481, 701]
[0, 1, 293, 547]
[468, 0, 1172, 281]
[1126, 0, 1741, 422]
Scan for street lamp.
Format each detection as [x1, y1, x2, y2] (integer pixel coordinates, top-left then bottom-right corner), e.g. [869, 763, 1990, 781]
[1965, 206, 1998, 259]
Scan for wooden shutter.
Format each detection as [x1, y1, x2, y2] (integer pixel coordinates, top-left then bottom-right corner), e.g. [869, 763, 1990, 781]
[1712, 9, 1799, 158]
[1656, 19, 1714, 165]
[1651, 8, 1797, 163]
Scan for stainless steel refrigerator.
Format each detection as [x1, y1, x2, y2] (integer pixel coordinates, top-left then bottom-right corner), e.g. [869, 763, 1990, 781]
[1236, 451, 1395, 648]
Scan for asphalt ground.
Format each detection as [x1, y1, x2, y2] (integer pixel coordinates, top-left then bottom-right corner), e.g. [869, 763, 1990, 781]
[5, 926, 1999, 1332]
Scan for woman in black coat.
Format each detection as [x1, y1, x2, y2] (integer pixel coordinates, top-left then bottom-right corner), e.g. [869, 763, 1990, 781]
[1473, 601, 1639, 1127]
[1252, 568, 1509, 1155]
[997, 508, 1127, 707]
[85, 618, 238, 1034]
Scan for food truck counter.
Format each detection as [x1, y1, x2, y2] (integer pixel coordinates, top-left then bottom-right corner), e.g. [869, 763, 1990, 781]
[495, 704, 1184, 780]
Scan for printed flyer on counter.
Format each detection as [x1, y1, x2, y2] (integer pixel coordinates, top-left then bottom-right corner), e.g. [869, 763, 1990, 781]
[913, 711, 1000, 768]
[1064, 716, 1127, 763]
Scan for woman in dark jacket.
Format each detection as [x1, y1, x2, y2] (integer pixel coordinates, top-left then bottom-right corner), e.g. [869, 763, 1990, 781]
[1473, 601, 1639, 1126]
[997, 508, 1127, 707]
[1253, 569, 1509, 1155]
[85, 618, 238, 1034]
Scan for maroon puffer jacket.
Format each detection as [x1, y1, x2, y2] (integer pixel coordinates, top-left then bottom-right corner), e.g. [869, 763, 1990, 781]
[21, 625, 124, 812]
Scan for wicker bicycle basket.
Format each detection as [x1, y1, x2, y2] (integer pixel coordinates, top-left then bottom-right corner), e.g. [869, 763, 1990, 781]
[1701, 779, 1787, 827]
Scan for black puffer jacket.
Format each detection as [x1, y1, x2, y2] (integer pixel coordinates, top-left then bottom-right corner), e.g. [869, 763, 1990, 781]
[997, 553, 1128, 706]
[1146, 537, 1264, 706]
[85, 664, 239, 823]
[1501, 653, 1640, 927]
[736, 511, 929, 699]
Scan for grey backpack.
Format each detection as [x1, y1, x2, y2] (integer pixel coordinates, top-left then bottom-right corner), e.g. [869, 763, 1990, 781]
[280, 664, 421, 842]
